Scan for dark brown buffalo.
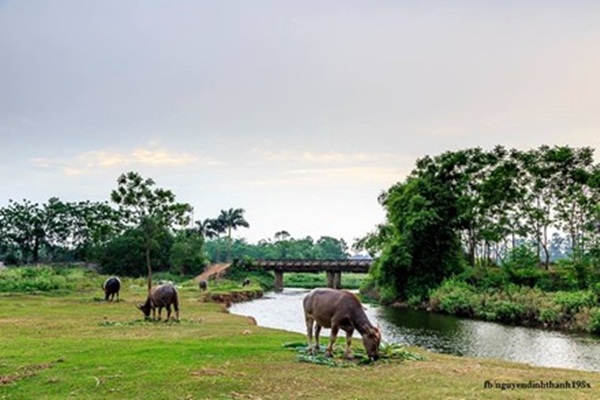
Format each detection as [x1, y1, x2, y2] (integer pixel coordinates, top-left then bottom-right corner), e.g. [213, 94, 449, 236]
[137, 283, 179, 321]
[102, 276, 121, 302]
[199, 280, 208, 291]
[303, 288, 381, 361]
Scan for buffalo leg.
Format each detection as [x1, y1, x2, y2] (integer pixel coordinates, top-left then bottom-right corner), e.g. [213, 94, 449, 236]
[325, 325, 339, 357]
[315, 324, 322, 354]
[305, 316, 314, 353]
[344, 329, 354, 359]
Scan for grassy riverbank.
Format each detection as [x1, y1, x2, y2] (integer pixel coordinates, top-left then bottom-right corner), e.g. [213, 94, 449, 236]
[0, 272, 599, 399]
[428, 279, 600, 333]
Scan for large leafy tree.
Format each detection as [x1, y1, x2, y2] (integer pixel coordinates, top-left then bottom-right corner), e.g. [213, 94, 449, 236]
[218, 208, 250, 261]
[373, 169, 465, 301]
[110, 171, 192, 291]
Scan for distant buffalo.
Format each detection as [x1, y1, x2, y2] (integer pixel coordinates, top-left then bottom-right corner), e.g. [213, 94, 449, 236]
[199, 280, 208, 291]
[102, 277, 121, 302]
[242, 278, 250, 287]
[137, 283, 179, 321]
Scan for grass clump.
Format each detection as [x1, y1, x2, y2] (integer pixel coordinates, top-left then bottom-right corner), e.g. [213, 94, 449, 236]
[284, 342, 425, 368]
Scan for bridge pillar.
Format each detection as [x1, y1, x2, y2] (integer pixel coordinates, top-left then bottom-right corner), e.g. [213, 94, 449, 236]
[274, 270, 284, 292]
[326, 271, 341, 289]
[334, 272, 341, 289]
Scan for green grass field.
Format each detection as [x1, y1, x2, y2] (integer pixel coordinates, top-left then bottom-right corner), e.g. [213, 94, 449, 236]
[1, 277, 599, 399]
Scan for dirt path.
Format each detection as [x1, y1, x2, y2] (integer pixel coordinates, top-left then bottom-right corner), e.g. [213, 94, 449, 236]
[195, 263, 231, 282]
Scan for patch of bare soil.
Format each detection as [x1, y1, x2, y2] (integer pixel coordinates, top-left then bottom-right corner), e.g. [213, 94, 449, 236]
[195, 263, 231, 282]
[0, 360, 61, 386]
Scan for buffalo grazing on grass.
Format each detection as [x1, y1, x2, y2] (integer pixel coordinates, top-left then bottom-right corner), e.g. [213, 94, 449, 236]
[137, 283, 180, 321]
[303, 288, 381, 361]
[102, 276, 121, 302]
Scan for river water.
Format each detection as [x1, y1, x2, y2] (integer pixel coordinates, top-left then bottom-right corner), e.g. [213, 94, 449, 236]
[229, 288, 600, 372]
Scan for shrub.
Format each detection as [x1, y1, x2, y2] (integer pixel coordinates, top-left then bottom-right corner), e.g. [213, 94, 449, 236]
[429, 279, 477, 316]
[587, 307, 600, 333]
[539, 306, 562, 325]
[553, 291, 596, 314]
[0, 265, 98, 293]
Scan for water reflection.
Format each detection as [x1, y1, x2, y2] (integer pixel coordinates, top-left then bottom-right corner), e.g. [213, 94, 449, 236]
[229, 288, 600, 372]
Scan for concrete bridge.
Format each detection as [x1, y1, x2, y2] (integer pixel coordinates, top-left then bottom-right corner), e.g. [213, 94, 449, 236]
[251, 259, 373, 292]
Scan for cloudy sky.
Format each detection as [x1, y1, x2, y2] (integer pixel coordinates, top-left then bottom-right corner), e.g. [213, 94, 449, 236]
[2, 1, 599, 246]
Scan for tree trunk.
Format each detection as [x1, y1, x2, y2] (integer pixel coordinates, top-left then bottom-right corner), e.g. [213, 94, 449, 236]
[146, 244, 152, 293]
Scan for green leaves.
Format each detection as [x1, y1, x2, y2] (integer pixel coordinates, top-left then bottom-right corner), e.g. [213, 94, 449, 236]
[283, 342, 425, 368]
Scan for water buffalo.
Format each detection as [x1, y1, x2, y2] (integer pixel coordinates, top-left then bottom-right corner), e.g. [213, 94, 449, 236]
[303, 288, 381, 361]
[137, 283, 179, 321]
[199, 280, 208, 291]
[242, 278, 251, 287]
[102, 276, 121, 302]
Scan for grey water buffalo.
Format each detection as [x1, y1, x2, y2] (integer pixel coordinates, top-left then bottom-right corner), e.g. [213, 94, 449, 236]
[303, 288, 381, 361]
[137, 283, 179, 321]
[102, 276, 121, 302]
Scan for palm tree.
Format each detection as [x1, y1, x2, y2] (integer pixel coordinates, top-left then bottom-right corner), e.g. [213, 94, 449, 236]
[194, 218, 219, 240]
[218, 208, 250, 261]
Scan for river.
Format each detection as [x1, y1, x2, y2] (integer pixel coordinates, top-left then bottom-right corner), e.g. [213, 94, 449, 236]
[229, 288, 600, 372]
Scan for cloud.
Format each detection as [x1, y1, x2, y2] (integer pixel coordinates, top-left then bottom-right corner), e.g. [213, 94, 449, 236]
[30, 146, 222, 176]
[251, 148, 394, 165]
[240, 165, 407, 187]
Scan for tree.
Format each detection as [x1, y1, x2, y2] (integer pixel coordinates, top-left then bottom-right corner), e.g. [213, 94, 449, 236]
[314, 236, 349, 259]
[372, 165, 465, 301]
[0, 199, 46, 263]
[169, 229, 208, 276]
[110, 172, 192, 291]
[195, 218, 222, 240]
[217, 208, 250, 261]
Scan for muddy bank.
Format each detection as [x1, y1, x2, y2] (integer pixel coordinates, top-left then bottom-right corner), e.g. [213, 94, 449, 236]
[203, 289, 263, 307]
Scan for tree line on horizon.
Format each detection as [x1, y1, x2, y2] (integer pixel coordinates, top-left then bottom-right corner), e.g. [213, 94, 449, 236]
[0, 172, 350, 287]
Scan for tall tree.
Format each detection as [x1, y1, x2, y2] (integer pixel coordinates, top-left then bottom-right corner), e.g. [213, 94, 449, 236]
[218, 208, 250, 261]
[110, 172, 192, 291]
[194, 218, 219, 240]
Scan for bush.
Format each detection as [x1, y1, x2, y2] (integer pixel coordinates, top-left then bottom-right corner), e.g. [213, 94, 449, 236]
[553, 291, 596, 314]
[588, 307, 600, 333]
[0, 265, 99, 293]
[539, 306, 562, 325]
[429, 279, 477, 316]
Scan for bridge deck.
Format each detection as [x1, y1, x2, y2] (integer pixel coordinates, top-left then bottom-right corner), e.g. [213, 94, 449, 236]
[253, 259, 372, 273]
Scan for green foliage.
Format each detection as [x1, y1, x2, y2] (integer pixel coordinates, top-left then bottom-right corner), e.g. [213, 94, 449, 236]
[0, 198, 119, 265]
[366, 146, 600, 302]
[282, 272, 366, 290]
[429, 278, 600, 331]
[553, 290, 596, 314]
[110, 171, 192, 290]
[458, 266, 509, 289]
[0, 265, 99, 293]
[428, 280, 477, 316]
[284, 342, 424, 368]
[97, 227, 173, 277]
[587, 307, 600, 333]
[168, 230, 208, 276]
[374, 173, 465, 300]
[502, 245, 539, 270]
[204, 233, 350, 264]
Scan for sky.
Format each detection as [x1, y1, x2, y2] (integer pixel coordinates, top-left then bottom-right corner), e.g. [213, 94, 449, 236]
[2, 1, 600, 247]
